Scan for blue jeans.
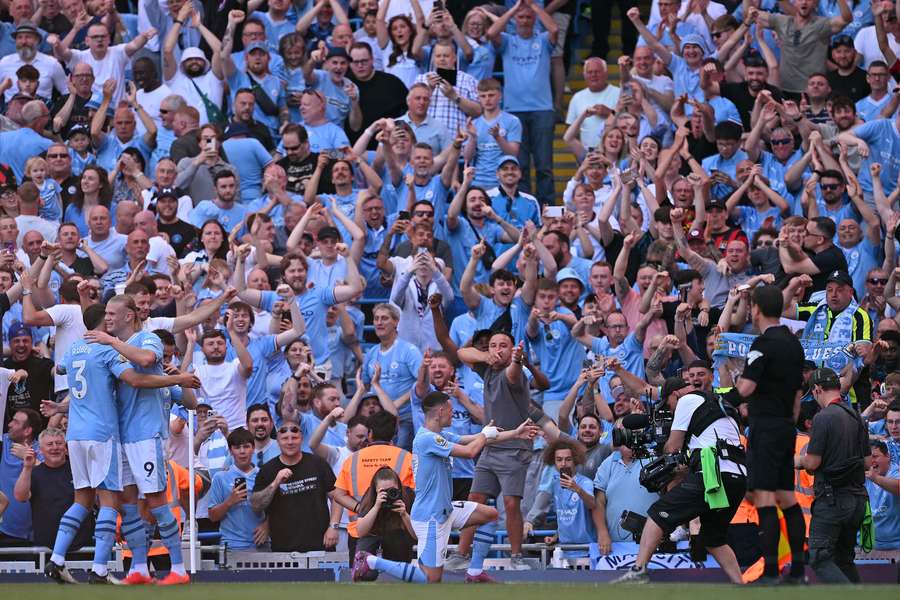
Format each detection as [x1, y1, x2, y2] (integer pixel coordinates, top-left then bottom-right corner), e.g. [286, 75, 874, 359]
[512, 110, 556, 206]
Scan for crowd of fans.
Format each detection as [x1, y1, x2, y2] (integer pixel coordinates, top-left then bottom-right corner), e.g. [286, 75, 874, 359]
[0, 0, 898, 582]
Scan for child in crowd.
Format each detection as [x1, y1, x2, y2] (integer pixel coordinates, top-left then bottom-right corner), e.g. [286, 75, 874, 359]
[24, 157, 63, 224]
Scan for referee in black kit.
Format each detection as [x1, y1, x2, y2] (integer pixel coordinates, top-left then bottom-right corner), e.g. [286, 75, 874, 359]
[736, 285, 808, 584]
[795, 368, 870, 584]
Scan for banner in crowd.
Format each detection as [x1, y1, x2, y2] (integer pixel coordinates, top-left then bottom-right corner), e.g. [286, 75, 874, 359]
[712, 333, 854, 371]
[592, 552, 717, 570]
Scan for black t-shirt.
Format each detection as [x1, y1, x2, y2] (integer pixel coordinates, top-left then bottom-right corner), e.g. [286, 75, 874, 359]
[720, 82, 782, 130]
[65, 256, 95, 278]
[49, 94, 92, 137]
[2, 355, 54, 432]
[826, 68, 871, 103]
[30, 460, 95, 548]
[809, 245, 849, 296]
[740, 325, 806, 420]
[253, 453, 336, 552]
[347, 72, 409, 148]
[277, 152, 319, 195]
[158, 219, 198, 258]
[0, 293, 9, 357]
[808, 403, 870, 495]
[57, 175, 82, 211]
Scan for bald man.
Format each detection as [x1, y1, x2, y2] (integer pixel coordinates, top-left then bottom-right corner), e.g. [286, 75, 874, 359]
[114, 200, 140, 236]
[133, 210, 176, 275]
[99, 229, 153, 296]
[86, 205, 128, 272]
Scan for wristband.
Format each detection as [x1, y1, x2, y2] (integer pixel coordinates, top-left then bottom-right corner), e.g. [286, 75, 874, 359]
[793, 115, 802, 122]
[174, 19, 183, 25]
[481, 425, 499, 440]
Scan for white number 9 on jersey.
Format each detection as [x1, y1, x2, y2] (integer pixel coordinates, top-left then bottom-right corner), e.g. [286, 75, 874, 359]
[71, 360, 88, 400]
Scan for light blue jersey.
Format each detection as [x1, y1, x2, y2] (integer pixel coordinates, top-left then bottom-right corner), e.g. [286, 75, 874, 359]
[526, 307, 586, 402]
[362, 339, 422, 419]
[472, 112, 522, 189]
[853, 118, 900, 197]
[188, 200, 249, 230]
[865, 464, 900, 549]
[592, 334, 645, 400]
[244, 335, 280, 408]
[299, 410, 347, 453]
[410, 384, 482, 479]
[60, 339, 121, 442]
[410, 428, 461, 523]
[208, 465, 265, 549]
[496, 31, 553, 112]
[550, 472, 597, 555]
[259, 287, 336, 364]
[113, 331, 168, 444]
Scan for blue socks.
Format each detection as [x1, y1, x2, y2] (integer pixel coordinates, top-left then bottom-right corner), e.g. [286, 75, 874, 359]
[92, 507, 119, 576]
[467, 520, 497, 576]
[51, 503, 90, 565]
[121, 503, 149, 576]
[150, 505, 185, 575]
[370, 556, 428, 583]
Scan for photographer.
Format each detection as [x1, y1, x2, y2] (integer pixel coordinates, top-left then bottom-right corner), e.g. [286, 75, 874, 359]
[614, 376, 747, 584]
[348, 466, 415, 580]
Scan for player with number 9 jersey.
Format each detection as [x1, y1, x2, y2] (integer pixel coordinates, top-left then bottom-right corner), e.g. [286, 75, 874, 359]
[60, 338, 125, 491]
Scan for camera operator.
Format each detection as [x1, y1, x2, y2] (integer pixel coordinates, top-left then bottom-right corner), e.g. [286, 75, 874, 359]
[736, 284, 808, 584]
[348, 466, 415, 581]
[796, 368, 871, 584]
[614, 376, 747, 584]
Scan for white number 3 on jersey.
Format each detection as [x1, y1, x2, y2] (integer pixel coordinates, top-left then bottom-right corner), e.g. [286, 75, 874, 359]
[71, 360, 88, 400]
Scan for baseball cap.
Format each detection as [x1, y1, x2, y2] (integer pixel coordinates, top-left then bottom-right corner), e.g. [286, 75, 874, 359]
[66, 123, 91, 140]
[808, 367, 840, 389]
[825, 270, 853, 287]
[706, 199, 727, 211]
[317, 226, 341, 241]
[555, 267, 584, 288]
[326, 46, 350, 61]
[687, 229, 705, 244]
[498, 155, 519, 167]
[661, 375, 689, 401]
[8, 323, 32, 340]
[245, 41, 270, 54]
[157, 186, 179, 201]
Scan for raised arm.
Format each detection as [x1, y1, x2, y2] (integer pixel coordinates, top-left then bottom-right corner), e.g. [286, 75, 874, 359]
[626, 6, 672, 65]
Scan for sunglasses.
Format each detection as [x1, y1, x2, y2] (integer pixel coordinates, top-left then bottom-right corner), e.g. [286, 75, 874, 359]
[278, 425, 300, 434]
[283, 145, 301, 151]
[412, 210, 434, 217]
[868, 278, 888, 285]
[756, 240, 776, 247]
[47, 153, 68, 159]
[820, 183, 840, 190]
[770, 138, 792, 146]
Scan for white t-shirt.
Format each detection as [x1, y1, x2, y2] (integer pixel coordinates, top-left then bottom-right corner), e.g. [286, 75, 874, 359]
[565, 85, 621, 149]
[15, 215, 58, 246]
[671, 392, 745, 475]
[146, 235, 176, 276]
[854, 25, 900, 68]
[67, 45, 131, 107]
[192, 359, 247, 431]
[137, 83, 175, 132]
[46, 304, 87, 391]
[143, 316, 176, 332]
[165, 69, 225, 125]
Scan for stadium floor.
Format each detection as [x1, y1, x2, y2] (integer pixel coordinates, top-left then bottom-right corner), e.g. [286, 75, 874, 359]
[4, 582, 900, 600]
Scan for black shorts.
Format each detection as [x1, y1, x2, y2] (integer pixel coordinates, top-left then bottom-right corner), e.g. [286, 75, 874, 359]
[648, 470, 746, 548]
[747, 417, 796, 492]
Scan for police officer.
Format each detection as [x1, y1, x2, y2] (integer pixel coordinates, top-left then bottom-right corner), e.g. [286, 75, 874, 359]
[614, 376, 747, 584]
[795, 368, 871, 584]
[736, 284, 808, 583]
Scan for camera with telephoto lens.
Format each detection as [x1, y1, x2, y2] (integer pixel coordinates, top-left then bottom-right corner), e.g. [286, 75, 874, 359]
[610, 405, 674, 459]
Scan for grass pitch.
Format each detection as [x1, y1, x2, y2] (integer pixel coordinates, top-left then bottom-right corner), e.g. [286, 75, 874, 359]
[3, 582, 900, 600]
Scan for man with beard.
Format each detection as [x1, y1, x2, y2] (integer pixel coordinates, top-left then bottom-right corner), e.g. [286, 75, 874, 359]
[49, 64, 95, 136]
[720, 53, 781, 130]
[0, 21, 67, 104]
[540, 233, 591, 296]
[186, 326, 254, 433]
[753, 0, 852, 97]
[246, 404, 280, 467]
[781, 216, 850, 296]
[827, 35, 870, 102]
[162, 9, 225, 126]
[556, 268, 585, 318]
[347, 42, 408, 149]
[219, 11, 286, 144]
[142, 159, 192, 221]
[277, 124, 319, 195]
[188, 170, 248, 230]
[2, 324, 52, 429]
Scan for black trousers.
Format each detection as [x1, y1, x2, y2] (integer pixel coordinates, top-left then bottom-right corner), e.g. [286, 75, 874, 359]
[808, 491, 867, 584]
[591, 0, 638, 59]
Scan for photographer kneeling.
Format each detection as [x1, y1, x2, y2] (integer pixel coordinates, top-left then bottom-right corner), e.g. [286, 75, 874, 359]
[349, 466, 416, 581]
[614, 376, 747, 584]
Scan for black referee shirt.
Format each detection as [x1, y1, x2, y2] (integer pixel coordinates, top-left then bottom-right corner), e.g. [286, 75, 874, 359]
[741, 325, 806, 420]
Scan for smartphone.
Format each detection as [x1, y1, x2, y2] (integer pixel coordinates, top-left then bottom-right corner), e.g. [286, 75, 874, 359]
[545, 206, 565, 218]
[207, 409, 216, 418]
[434, 0, 445, 11]
[678, 282, 692, 302]
[737, 284, 751, 292]
[436, 67, 457, 87]
[207, 139, 216, 153]
[398, 210, 411, 220]
[417, 247, 428, 255]
[3, 242, 13, 253]
[233, 476, 246, 490]
[559, 466, 573, 478]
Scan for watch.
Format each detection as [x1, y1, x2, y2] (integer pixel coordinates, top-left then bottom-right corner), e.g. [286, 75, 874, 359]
[329, 523, 341, 530]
